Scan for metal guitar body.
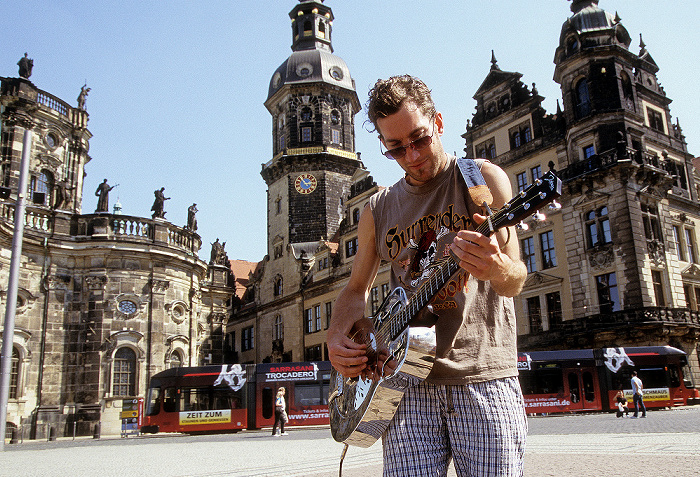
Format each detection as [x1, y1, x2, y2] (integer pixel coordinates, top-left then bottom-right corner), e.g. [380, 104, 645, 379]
[328, 288, 436, 447]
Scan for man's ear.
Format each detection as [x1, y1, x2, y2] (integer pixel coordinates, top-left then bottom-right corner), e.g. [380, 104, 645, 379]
[435, 111, 444, 135]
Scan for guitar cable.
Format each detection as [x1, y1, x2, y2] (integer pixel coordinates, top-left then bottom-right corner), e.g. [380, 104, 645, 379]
[338, 442, 349, 477]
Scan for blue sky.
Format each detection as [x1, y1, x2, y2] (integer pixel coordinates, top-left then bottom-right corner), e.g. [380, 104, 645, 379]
[2, 0, 698, 263]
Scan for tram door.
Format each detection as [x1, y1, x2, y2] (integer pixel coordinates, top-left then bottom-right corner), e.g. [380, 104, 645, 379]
[564, 368, 600, 410]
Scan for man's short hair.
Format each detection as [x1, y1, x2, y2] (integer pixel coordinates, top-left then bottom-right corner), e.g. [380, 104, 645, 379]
[366, 75, 436, 134]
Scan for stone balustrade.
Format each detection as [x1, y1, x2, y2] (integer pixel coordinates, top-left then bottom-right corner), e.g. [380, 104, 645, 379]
[0, 206, 201, 254]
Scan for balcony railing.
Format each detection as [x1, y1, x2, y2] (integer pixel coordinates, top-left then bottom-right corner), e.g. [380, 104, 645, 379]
[561, 147, 669, 183]
[0, 205, 201, 254]
[1, 203, 53, 234]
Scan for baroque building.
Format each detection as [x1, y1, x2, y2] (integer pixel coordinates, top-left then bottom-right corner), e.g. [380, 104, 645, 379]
[0, 63, 233, 438]
[462, 0, 700, 383]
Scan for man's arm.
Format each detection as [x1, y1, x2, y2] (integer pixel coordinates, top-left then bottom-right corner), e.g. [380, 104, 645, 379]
[450, 161, 527, 297]
[326, 204, 381, 377]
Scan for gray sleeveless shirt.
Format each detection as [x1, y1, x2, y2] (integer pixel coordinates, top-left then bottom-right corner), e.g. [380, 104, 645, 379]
[368, 156, 518, 384]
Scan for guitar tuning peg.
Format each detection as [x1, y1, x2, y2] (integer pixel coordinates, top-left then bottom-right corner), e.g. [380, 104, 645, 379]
[516, 221, 529, 231]
[532, 211, 546, 223]
[548, 200, 562, 211]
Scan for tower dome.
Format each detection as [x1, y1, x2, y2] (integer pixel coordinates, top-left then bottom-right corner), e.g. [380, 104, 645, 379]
[556, 0, 631, 64]
[267, 0, 356, 102]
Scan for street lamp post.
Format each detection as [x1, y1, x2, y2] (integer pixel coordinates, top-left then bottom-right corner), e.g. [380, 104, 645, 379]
[0, 129, 32, 450]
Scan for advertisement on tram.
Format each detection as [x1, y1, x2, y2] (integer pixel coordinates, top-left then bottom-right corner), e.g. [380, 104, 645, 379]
[254, 361, 331, 428]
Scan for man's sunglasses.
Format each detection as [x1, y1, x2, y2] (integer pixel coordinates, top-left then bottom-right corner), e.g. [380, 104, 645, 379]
[380, 121, 435, 160]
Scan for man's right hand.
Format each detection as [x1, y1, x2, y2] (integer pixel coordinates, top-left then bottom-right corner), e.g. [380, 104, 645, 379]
[327, 325, 368, 378]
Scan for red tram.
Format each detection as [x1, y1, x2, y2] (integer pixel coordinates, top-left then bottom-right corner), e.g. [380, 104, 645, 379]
[141, 364, 250, 434]
[141, 361, 331, 434]
[518, 346, 699, 414]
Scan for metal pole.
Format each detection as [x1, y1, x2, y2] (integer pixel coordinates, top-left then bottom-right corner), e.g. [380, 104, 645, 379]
[0, 129, 32, 451]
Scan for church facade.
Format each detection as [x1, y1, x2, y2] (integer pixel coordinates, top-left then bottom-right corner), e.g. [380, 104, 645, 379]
[0, 68, 234, 438]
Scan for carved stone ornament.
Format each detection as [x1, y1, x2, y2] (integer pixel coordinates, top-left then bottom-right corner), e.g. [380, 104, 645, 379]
[43, 274, 70, 291]
[189, 287, 202, 302]
[150, 279, 170, 294]
[646, 239, 666, 266]
[208, 312, 227, 324]
[84, 275, 107, 290]
[588, 247, 615, 270]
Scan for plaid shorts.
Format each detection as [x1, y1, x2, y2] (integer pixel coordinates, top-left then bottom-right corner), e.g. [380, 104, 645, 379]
[382, 377, 527, 477]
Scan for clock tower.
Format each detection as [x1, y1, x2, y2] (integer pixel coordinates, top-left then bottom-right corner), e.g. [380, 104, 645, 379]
[263, 0, 363, 255]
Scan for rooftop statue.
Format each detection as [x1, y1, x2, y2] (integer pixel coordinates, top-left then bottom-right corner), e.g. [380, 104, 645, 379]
[17, 53, 33, 79]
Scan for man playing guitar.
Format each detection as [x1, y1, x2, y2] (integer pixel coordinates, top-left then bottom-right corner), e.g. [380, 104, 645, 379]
[327, 75, 528, 476]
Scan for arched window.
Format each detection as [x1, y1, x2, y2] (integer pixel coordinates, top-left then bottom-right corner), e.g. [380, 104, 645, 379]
[575, 78, 591, 118]
[303, 20, 312, 37]
[169, 350, 182, 368]
[585, 206, 612, 248]
[352, 208, 360, 225]
[300, 107, 313, 121]
[10, 346, 20, 399]
[274, 276, 283, 297]
[318, 21, 326, 39]
[30, 169, 53, 205]
[620, 71, 633, 100]
[112, 347, 136, 396]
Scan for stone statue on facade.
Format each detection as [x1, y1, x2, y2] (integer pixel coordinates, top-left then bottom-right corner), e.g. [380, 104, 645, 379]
[186, 203, 198, 231]
[95, 179, 116, 213]
[18, 53, 33, 79]
[53, 181, 74, 209]
[151, 187, 170, 219]
[77, 84, 91, 110]
[210, 238, 228, 265]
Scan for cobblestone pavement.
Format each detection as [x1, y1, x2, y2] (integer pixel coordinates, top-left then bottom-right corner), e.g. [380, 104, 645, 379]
[1, 406, 699, 476]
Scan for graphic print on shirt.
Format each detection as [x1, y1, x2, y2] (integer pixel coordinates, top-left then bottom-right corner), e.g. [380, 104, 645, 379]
[386, 204, 473, 305]
[407, 226, 450, 287]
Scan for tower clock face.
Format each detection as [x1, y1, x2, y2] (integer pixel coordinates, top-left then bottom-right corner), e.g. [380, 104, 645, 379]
[294, 173, 317, 194]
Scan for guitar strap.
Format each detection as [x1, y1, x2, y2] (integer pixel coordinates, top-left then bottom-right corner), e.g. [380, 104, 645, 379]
[456, 157, 493, 216]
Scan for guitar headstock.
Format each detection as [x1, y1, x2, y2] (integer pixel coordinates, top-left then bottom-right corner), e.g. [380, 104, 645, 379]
[494, 171, 562, 229]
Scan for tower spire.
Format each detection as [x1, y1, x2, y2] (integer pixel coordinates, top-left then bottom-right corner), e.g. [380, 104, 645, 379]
[290, 0, 334, 53]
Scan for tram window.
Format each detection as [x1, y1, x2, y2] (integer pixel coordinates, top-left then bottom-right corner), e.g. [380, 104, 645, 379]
[177, 388, 238, 411]
[146, 387, 161, 416]
[582, 371, 595, 402]
[639, 367, 667, 388]
[262, 387, 273, 419]
[668, 365, 681, 388]
[568, 373, 580, 403]
[322, 382, 330, 405]
[163, 387, 178, 413]
[295, 383, 323, 406]
[518, 369, 564, 395]
[682, 364, 695, 388]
